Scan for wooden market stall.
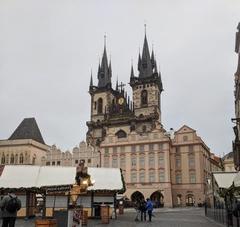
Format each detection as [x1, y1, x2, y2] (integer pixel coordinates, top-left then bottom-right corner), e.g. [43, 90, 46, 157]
[0, 165, 125, 221]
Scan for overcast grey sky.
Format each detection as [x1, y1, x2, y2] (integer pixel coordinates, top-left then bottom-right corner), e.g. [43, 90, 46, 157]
[0, 0, 239, 155]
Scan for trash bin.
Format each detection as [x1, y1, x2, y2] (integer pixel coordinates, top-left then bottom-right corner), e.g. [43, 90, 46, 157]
[101, 205, 110, 224]
[35, 219, 57, 227]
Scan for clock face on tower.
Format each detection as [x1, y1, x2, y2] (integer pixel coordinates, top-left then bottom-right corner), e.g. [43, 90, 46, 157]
[118, 98, 124, 105]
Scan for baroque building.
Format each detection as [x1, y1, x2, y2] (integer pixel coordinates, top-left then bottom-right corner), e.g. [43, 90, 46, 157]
[86, 32, 222, 207]
[0, 118, 49, 166]
[45, 141, 98, 167]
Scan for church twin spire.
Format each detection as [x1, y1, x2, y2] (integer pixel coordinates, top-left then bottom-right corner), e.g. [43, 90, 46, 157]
[90, 27, 162, 91]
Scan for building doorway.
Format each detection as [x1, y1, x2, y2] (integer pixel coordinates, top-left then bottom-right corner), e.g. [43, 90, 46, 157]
[186, 194, 195, 206]
[150, 191, 164, 208]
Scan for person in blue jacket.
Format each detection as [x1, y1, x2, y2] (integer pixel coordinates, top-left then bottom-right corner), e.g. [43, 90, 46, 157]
[146, 198, 153, 222]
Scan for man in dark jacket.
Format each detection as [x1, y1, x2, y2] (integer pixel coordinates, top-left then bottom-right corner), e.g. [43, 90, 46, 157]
[0, 190, 21, 227]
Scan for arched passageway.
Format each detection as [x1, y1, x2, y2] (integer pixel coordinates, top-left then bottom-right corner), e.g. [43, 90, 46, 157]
[150, 191, 164, 208]
[131, 191, 145, 203]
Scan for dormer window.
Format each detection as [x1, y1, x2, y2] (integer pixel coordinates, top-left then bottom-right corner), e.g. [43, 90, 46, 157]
[116, 130, 127, 138]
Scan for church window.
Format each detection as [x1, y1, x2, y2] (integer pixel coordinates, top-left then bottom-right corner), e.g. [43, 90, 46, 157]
[149, 144, 154, 151]
[104, 157, 109, 167]
[189, 154, 195, 169]
[139, 156, 145, 168]
[139, 171, 145, 183]
[141, 90, 148, 106]
[149, 171, 155, 182]
[158, 153, 164, 167]
[176, 156, 181, 169]
[120, 156, 126, 169]
[142, 125, 147, 132]
[159, 170, 165, 182]
[19, 154, 24, 164]
[149, 154, 155, 168]
[32, 155, 36, 165]
[1, 154, 5, 164]
[5, 155, 9, 164]
[159, 143, 163, 151]
[131, 172, 137, 183]
[140, 145, 144, 152]
[131, 146, 136, 152]
[120, 146, 125, 153]
[176, 172, 182, 184]
[104, 148, 109, 155]
[112, 156, 118, 168]
[97, 98, 103, 114]
[189, 145, 194, 153]
[116, 130, 127, 138]
[113, 147, 118, 154]
[131, 156, 137, 168]
[15, 154, 18, 164]
[189, 171, 196, 183]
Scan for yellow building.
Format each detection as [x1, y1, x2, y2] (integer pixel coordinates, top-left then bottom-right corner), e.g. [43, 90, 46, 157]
[0, 118, 49, 166]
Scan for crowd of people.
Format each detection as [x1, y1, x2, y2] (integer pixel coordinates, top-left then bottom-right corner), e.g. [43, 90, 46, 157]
[135, 198, 154, 222]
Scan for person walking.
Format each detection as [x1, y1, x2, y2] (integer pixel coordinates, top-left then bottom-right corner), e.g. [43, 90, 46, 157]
[146, 198, 153, 222]
[0, 189, 21, 227]
[134, 199, 141, 221]
[140, 199, 146, 221]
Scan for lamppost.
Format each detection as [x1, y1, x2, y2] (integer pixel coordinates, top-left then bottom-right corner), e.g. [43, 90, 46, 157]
[69, 160, 94, 226]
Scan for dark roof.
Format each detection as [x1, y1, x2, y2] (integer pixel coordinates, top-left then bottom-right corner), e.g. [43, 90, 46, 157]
[8, 118, 45, 144]
[222, 152, 233, 160]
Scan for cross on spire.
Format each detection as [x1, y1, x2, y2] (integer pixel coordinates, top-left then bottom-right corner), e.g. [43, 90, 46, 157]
[118, 82, 126, 91]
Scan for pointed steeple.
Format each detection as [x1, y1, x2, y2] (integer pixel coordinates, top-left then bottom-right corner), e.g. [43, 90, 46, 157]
[138, 25, 153, 78]
[138, 52, 142, 71]
[130, 63, 135, 78]
[97, 35, 112, 88]
[151, 49, 155, 68]
[90, 70, 93, 87]
[116, 77, 119, 91]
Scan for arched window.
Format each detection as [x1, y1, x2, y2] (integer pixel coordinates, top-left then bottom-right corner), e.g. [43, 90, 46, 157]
[15, 154, 18, 164]
[97, 98, 103, 114]
[20, 153, 24, 164]
[141, 90, 148, 106]
[10, 154, 14, 164]
[1, 154, 5, 164]
[6, 154, 9, 164]
[116, 130, 127, 138]
[32, 154, 36, 165]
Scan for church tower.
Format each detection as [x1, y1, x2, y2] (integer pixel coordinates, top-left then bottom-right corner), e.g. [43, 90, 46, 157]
[130, 31, 163, 124]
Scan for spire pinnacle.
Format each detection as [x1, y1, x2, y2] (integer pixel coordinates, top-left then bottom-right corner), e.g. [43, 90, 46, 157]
[116, 77, 119, 91]
[131, 63, 135, 78]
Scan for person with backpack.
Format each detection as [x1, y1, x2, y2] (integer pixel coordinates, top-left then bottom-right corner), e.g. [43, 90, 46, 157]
[146, 198, 153, 222]
[0, 189, 21, 227]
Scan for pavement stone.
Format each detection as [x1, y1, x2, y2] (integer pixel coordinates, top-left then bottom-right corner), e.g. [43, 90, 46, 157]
[0, 207, 224, 227]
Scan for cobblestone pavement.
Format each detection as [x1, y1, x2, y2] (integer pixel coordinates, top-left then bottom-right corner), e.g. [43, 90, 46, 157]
[0, 208, 224, 227]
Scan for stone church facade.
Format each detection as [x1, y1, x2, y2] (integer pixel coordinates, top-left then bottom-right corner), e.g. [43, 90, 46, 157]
[86, 33, 222, 207]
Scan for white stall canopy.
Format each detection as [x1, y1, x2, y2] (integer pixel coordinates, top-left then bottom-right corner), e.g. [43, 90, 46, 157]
[213, 172, 237, 189]
[0, 165, 124, 192]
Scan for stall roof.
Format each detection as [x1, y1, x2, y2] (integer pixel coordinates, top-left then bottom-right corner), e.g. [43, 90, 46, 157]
[0, 165, 123, 192]
[213, 172, 237, 189]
